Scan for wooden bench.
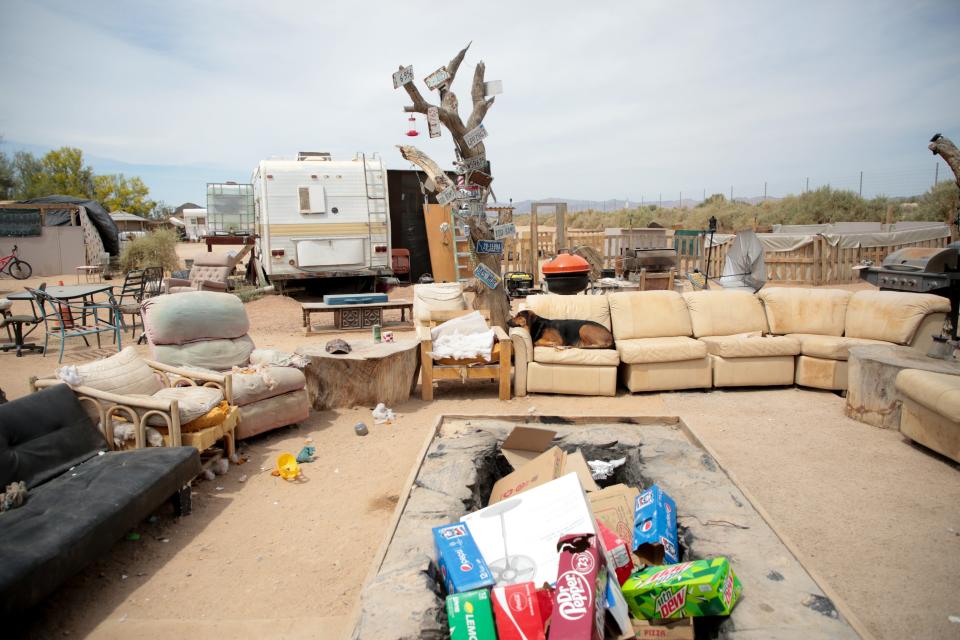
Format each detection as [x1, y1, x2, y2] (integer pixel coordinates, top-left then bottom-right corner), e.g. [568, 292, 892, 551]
[302, 300, 414, 334]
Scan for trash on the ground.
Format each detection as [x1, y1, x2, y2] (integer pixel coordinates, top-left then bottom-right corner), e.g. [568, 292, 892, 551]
[589, 483, 640, 551]
[372, 403, 396, 424]
[634, 484, 679, 565]
[622, 557, 742, 620]
[275, 453, 300, 480]
[125, 532, 140, 541]
[238, 474, 248, 483]
[446, 589, 496, 640]
[160, 538, 169, 543]
[433, 522, 495, 594]
[121, 574, 128, 580]
[492, 581, 545, 640]
[354, 422, 369, 436]
[489, 426, 598, 504]
[296, 445, 316, 463]
[587, 456, 626, 480]
[214, 458, 229, 475]
[949, 615, 960, 624]
[325, 338, 352, 355]
[215, 486, 224, 491]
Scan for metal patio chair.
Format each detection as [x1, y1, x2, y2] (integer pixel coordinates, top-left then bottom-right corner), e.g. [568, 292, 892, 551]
[27, 287, 122, 363]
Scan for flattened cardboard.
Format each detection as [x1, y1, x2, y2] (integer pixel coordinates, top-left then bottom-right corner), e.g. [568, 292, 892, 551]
[589, 484, 640, 550]
[491, 427, 599, 504]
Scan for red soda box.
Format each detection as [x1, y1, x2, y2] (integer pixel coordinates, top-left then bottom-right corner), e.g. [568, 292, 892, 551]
[551, 533, 607, 640]
[492, 581, 546, 640]
[596, 519, 633, 586]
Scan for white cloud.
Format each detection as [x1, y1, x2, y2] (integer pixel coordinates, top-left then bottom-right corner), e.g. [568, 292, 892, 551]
[1, 0, 958, 204]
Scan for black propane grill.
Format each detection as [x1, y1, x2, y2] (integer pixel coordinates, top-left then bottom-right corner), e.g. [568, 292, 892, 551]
[858, 244, 960, 336]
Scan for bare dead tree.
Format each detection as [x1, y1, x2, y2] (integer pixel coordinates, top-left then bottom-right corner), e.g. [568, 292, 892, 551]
[395, 43, 509, 327]
[930, 133, 960, 227]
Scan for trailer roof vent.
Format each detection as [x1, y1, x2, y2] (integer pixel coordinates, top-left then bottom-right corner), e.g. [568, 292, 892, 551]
[297, 151, 332, 161]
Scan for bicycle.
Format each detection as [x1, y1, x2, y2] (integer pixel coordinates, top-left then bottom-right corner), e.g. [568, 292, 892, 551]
[0, 245, 33, 280]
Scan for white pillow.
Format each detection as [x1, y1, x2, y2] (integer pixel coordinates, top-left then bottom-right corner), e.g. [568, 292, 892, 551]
[70, 346, 163, 396]
[147, 386, 223, 426]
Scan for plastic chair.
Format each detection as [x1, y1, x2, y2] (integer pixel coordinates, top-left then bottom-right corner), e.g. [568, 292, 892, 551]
[391, 248, 411, 283]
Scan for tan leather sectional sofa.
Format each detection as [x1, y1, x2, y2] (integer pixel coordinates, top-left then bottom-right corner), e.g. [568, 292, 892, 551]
[510, 288, 950, 396]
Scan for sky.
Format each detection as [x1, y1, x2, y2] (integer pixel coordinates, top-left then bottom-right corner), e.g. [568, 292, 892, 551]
[1, 0, 959, 207]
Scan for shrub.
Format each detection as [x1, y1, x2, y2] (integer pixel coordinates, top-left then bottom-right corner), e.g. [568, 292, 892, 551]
[119, 229, 181, 274]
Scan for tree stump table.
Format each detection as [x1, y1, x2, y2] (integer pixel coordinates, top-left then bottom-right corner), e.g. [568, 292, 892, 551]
[845, 344, 960, 429]
[296, 340, 421, 410]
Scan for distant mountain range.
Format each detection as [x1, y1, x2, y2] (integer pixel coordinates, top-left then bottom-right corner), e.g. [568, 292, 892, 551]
[495, 196, 778, 214]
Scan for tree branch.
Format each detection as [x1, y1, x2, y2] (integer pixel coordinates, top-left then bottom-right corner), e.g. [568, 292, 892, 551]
[397, 145, 453, 192]
[445, 42, 472, 86]
[930, 134, 960, 187]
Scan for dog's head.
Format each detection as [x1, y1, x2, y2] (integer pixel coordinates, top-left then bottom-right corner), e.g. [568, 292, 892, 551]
[507, 310, 538, 329]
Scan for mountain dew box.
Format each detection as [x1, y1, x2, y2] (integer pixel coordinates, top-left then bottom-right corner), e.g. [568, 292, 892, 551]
[433, 522, 495, 594]
[633, 484, 679, 565]
[621, 557, 742, 620]
[446, 589, 497, 640]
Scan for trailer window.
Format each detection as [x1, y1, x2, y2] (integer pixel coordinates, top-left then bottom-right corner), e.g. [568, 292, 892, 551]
[298, 186, 326, 214]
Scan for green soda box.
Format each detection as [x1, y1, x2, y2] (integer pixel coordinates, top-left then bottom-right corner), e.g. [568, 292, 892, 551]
[446, 588, 497, 639]
[621, 557, 742, 620]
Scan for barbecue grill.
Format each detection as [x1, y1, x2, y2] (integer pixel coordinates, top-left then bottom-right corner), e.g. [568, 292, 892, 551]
[857, 244, 960, 336]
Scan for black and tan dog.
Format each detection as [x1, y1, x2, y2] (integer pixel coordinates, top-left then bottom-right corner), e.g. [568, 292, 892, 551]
[507, 310, 614, 349]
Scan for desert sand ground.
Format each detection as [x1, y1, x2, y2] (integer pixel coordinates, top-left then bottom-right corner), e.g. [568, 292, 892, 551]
[2, 245, 959, 640]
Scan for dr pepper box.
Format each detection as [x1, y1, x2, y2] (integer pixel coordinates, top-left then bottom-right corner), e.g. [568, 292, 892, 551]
[492, 581, 546, 640]
[551, 533, 608, 640]
[433, 522, 495, 594]
[621, 557, 742, 620]
[633, 484, 679, 565]
[446, 588, 497, 640]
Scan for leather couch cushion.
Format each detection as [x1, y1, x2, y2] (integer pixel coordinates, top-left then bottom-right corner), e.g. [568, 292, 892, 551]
[683, 290, 767, 337]
[758, 288, 851, 336]
[0, 384, 107, 490]
[845, 291, 950, 344]
[617, 336, 706, 364]
[231, 367, 308, 406]
[786, 333, 891, 360]
[896, 369, 960, 422]
[526, 362, 617, 396]
[608, 291, 692, 340]
[0, 447, 200, 614]
[699, 334, 800, 358]
[525, 294, 612, 330]
[533, 346, 619, 366]
[73, 346, 163, 396]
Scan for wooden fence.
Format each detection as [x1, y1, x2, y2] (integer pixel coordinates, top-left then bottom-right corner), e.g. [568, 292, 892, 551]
[502, 226, 950, 285]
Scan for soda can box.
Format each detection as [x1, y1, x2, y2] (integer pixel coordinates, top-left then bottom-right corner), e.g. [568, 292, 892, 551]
[492, 581, 546, 640]
[446, 589, 498, 640]
[633, 484, 679, 565]
[596, 519, 633, 586]
[433, 522, 495, 594]
[621, 557, 742, 620]
[551, 533, 607, 640]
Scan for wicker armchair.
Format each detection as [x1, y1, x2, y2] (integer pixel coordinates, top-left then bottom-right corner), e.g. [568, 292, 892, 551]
[31, 357, 234, 453]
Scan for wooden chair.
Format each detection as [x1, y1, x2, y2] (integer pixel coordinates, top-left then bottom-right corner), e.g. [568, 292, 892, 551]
[418, 309, 511, 401]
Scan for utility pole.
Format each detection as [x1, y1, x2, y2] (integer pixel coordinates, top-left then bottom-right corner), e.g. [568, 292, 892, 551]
[859, 171, 863, 197]
[679, 191, 682, 210]
[703, 188, 706, 202]
[805, 177, 809, 193]
[764, 181, 767, 200]
[935, 163, 939, 185]
[729, 185, 733, 202]
[659, 192, 662, 208]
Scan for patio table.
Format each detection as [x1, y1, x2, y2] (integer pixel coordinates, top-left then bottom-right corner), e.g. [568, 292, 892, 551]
[6, 283, 116, 342]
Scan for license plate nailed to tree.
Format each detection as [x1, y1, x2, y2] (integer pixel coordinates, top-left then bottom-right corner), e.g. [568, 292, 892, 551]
[621, 557, 742, 620]
[476, 240, 503, 255]
[474, 263, 501, 289]
[392, 65, 414, 88]
[493, 223, 516, 239]
[464, 124, 488, 149]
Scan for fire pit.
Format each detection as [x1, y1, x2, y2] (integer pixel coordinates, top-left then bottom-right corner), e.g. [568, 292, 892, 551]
[351, 416, 859, 639]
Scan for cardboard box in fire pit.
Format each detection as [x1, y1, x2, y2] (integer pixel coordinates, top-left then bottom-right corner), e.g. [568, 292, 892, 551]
[589, 483, 640, 551]
[621, 557, 742, 620]
[632, 617, 694, 639]
[490, 426, 600, 504]
[432, 522, 496, 594]
[491, 581, 546, 640]
[446, 588, 497, 639]
[551, 533, 607, 640]
[633, 484, 679, 565]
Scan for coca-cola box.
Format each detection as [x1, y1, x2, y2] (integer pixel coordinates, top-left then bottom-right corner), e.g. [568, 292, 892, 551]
[551, 533, 607, 640]
[492, 581, 546, 640]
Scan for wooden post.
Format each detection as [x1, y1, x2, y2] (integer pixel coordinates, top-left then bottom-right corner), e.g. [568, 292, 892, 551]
[530, 205, 539, 285]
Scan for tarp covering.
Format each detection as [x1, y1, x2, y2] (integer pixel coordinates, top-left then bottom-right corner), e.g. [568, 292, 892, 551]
[708, 225, 949, 252]
[18, 196, 120, 256]
[719, 231, 765, 292]
[772, 223, 832, 234]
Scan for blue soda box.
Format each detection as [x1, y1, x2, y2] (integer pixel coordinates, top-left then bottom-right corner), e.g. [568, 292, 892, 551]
[633, 484, 679, 565]
[433, 522, 495, 594]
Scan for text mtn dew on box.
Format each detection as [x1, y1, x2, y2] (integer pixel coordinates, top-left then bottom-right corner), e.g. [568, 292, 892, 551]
[621, 557, 742, 620]
[446, 588, 497, 640]
[432, 522, 495, 594]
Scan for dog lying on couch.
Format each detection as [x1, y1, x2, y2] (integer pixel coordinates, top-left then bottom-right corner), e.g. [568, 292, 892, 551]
[508, 310, 614, 349]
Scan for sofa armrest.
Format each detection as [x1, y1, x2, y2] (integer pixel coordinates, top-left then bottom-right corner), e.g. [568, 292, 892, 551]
[510, 327, 532, 397]
[907, 311, 948, 353]
[416, 323, 433, 342]
[195, 279, 229, 292]
[143, 358, 233, 404]
[163, 277, 191, 293]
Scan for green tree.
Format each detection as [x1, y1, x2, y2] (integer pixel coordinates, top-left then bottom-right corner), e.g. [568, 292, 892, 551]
[38, 147, 95, 198]
[93, 173, 155, 215]
[12, 151, 45, 198]
[0, 152, 14, 199]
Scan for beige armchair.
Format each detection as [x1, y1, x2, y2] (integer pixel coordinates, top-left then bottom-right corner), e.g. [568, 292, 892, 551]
[164, 253, 236, 293]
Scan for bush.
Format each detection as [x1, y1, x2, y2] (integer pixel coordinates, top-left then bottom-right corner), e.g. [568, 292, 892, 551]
[119, 229, 181, 274]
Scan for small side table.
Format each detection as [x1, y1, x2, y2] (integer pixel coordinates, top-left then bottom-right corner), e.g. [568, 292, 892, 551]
[76, 265, 103, 284]
[845, 344, 960, 429]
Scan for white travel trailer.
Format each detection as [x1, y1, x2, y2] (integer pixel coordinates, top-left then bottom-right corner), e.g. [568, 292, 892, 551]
[251, 152, 391, 288]
[181, 208, 209, 241]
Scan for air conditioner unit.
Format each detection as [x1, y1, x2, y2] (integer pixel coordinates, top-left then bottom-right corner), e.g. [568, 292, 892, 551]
[297, 151, 332, 161]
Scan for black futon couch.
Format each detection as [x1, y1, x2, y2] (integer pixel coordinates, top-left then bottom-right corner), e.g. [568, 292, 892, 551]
[0, 384, 200, 614]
